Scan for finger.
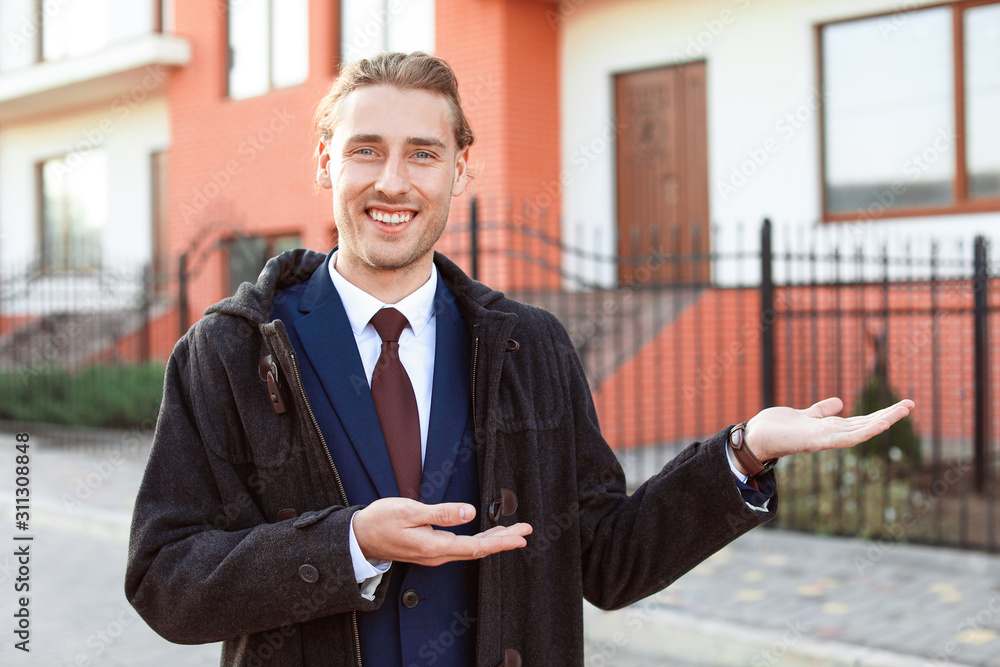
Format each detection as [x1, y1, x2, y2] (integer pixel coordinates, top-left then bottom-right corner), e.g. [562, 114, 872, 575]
[877, 403, 913, 426]
[807, 397, 844, 419]
[416, 502, 477, 528]
[855, 399, 914, 421]
[843, 402, 912, 428]
[469, 523, 533, 558]
[474, 524, 525, 539]
[826, 419, 891, 449]
[474, 522, 534, 540]
[413, 523, 533, 564]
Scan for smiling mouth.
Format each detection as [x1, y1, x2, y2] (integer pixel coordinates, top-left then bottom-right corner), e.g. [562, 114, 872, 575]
[367, 208, 415, 226]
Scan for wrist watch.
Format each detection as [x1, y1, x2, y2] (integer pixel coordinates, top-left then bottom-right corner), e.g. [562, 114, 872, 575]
[728, 422, 778, 477]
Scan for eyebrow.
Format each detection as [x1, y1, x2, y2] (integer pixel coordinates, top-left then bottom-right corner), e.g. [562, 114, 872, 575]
[407, 136, 447, 150]
[345, 134, 447, 150]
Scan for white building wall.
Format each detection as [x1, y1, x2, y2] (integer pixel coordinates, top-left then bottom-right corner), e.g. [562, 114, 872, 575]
[560, 0, 1000, 285]
[0, 95, 169, 310]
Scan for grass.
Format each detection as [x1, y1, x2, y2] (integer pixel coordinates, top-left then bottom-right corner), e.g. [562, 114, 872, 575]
[0, 363, 164, 429]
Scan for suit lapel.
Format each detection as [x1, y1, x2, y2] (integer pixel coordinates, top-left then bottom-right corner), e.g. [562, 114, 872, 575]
[420, 281, 471, 505]
[294, 260, 400, 500]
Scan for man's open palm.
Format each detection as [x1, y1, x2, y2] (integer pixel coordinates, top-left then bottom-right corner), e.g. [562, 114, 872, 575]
[744, 396, 915, 462]
[353, 498, 532, 567]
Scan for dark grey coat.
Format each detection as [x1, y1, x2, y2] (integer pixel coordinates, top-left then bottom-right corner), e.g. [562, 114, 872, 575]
[125, 249, 777, 666]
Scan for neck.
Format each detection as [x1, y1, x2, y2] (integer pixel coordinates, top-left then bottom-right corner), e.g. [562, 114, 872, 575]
[335, 254, 433, 304]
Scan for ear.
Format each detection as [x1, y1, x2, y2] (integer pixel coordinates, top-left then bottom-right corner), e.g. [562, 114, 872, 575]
[316, 137, 333, 190]
[451, 146, 469, 197]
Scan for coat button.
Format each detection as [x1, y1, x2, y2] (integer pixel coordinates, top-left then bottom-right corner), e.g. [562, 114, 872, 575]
[497, 648, 522, 667]
[298, 564, 320, 584]
[276, 508, 297, 522]
[489, 488, 519, 524]
[401, 589, 420, 608]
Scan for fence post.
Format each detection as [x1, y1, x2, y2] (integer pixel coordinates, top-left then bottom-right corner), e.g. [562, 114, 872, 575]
[141, 264, 152, 363]
[178, 252, 189, 339]
[974, 236, 990, 494]
[469, 196, 479, 281]
[760, 219, 775, 409]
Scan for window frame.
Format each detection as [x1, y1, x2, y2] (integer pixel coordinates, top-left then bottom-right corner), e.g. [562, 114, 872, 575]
[150, 150, 169, 294]
[225, 0, 310, 100]
[224, 231, 301, 294]
[33, 0, 43, 64]
[817, 0, 1000, 223]
[36, 152, 108, 274]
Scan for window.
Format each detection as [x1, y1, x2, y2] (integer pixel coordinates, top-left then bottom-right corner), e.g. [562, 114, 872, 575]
[0, 0, 38, 71]
[820, 1, 1000, 220]
[966, 3, 1000, 198]
[228, 0, 309, 100]
[1, 0, 161, 71]
[227, 234, 300, 293]
[42, 0, 110, 62]
[340, 0, 435, 64]
[38, 151, 108, 272]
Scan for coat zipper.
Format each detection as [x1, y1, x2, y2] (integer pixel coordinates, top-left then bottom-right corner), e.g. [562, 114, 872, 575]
[288, 350, 363, 667]
[471, 335, 480, 433]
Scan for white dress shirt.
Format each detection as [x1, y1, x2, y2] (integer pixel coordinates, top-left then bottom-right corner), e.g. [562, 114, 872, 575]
[328, 252, 438, 596]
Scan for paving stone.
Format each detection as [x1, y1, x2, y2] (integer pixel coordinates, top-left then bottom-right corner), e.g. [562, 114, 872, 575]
[5, 428, 1000, 666]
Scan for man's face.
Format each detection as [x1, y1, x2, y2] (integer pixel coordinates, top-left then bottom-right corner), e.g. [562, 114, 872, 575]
[317, 84, 469, 283]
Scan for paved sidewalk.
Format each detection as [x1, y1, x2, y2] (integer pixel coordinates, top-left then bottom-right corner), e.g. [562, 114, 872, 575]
[2, 427, 999, 666]
[585, 528, 1000, 666]
[0, 428, 220, 666]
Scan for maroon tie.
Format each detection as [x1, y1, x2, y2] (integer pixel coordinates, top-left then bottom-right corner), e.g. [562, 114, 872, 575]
[370, 308, 422, 500]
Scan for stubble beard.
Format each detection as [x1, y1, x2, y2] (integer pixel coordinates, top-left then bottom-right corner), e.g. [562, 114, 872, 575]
[336, 199, 451, 276]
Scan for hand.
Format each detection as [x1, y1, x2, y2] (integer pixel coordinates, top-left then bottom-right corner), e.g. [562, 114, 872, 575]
[352, 498, 533, 567]
[739, 397, 915, 472]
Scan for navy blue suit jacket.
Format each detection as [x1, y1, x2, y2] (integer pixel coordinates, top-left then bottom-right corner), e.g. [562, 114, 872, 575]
[271, 256, 479, 666]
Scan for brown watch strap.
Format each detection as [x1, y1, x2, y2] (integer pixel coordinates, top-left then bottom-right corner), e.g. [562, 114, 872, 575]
[728, 423, 775, 477]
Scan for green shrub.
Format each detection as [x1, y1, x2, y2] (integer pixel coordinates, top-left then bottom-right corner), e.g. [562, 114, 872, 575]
[853, 372, 921, 467]
[774, 449, 925, 541]
[0, 363, 164, 429]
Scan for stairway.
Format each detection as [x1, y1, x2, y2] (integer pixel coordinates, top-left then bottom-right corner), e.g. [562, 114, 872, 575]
[506, 286, 704, 388]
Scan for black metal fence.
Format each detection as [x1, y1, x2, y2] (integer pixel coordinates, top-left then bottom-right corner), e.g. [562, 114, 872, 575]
[3, 200, 999, 552]
[454, 198, 999, 552]
[0, 259, 166, 433]
[761, 224, 999, 552]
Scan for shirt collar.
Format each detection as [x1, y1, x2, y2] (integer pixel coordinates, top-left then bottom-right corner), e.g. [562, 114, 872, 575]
[328, 250, 438, 337]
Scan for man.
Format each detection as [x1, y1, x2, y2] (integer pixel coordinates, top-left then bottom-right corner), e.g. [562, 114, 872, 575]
[126, 52, 913, 667]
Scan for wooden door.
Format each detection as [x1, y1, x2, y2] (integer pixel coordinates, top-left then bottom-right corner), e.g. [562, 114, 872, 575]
[615, 62, 709, 285]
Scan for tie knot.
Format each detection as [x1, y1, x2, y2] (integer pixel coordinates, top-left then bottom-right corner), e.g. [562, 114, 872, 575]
[371, 307, 409, 343]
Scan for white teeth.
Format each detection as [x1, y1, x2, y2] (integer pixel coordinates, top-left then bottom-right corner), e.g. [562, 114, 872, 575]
[369, 209, 413, 225]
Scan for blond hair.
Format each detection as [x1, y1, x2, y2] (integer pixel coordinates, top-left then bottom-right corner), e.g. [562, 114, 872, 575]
[315, 52, 475, 152]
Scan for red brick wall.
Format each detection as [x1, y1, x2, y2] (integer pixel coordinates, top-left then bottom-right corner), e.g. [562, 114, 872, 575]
[166, 0, 340, 330]
[0, 315, 35, 338]
[771, 281, 981, 444]
[592, 289, 764, 449]
[435, 0, 561, 289]
[95, 308, 179, 364]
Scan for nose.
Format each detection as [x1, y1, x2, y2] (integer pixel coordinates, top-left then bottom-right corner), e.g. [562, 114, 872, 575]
[374, 155, 411, 198]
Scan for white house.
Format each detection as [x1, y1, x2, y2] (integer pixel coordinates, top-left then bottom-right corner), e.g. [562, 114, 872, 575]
[0, 0, 189, 313]
[556, 0, 1000, 286]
